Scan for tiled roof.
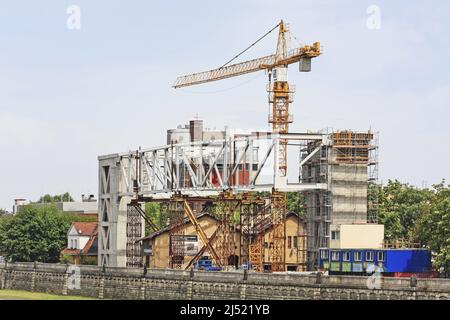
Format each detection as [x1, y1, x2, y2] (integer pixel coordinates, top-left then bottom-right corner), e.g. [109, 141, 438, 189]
[71, 222, 98, 236]
[81, 231, 98, 255]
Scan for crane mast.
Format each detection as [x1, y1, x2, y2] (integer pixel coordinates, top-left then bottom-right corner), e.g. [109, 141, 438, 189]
[269, 20, 292, 272]
[174, 20, 321, 272]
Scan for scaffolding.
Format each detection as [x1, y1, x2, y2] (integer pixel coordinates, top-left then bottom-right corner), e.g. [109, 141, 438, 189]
[168, 199, 185, 269]
[211, 194, 239, 269]
[126, 204, 143, 268]
[331, 131, 373, 164]
[269, 191, 286, 272]
[368, 132, 380, 223]
[302, 130, 379, 270]
[243, 198, 268, 272]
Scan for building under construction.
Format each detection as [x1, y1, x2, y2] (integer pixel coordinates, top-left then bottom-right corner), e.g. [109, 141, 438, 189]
[98, 120, 378, 271]
[97, 20, 380, 272]
[301, 130, 379, 269]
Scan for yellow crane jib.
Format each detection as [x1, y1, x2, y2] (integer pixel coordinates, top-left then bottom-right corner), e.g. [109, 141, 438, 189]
[173, 20, 321, 89]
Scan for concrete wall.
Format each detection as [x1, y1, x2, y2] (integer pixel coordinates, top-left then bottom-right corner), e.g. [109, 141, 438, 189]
[68, 235, 90, 250]
[0, 262, 448, 300]
[336, 224, 384, 249]
[59, 202, 98, 214]
[330, 163, 368, 226]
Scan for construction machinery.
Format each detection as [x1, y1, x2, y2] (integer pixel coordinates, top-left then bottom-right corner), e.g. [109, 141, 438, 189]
[173, 20, 321, 272]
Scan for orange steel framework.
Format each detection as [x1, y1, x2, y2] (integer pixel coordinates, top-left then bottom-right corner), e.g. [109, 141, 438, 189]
[212, 193, 239, 268]
[332, 131, 375, 164]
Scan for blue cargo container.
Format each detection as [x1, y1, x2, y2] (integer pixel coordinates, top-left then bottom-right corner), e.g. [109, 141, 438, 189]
[384, 249, 432, 273]
[318, 248, 432, 275]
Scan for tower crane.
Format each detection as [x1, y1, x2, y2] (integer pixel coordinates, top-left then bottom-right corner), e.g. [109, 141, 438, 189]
[173, 20, 321, 272]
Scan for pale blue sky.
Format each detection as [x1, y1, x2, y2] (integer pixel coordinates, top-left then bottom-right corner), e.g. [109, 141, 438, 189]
[1, 1, 449, 209]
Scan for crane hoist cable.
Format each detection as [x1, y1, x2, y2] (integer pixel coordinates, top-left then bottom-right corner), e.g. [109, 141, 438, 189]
[219, 22, 281, 69]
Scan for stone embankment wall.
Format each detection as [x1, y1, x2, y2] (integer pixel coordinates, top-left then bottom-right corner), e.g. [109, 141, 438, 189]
[0, 262, 449, 300]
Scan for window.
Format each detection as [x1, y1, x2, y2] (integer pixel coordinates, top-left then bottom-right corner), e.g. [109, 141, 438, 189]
[264, 242, 268, 249]
[331, 251, 340, 261]
[320, 250, 329, 259]
[343, 251, 350, 261]
[331, 231, 340, 240]
[287, 236, 292, 249]
[365, 251, 374, 261]
[70, 239, 73, 249]
[74, 239, 78, 249]
[185, 235, 198, 242]
[293, 236, 298, 248]
[377, 251, 385, 262]
[354, 251, 362, 261]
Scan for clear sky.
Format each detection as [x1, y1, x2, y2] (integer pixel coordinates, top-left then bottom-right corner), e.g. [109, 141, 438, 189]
[1, 1, 449, 209]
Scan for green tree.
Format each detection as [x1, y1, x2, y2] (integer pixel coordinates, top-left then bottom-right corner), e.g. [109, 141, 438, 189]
[37, 192, 74, 203]
[377, 180, 433, 241]
[0, 209, 6, 216]
[144, 202, 168, 235]
[417, 181, 450, 276]
[287, 192, 306, 217]
[375, 179, 449, 276]
[0, 205, 75, 262]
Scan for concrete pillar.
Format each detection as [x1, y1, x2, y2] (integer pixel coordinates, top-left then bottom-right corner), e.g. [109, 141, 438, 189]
[2, 262, 8, 290]
[313, 287, 321, 300]
[140, 278, 146, 300]
[99, 276, 105, 299]
[0, 267, 4, 290]
[31, 262, 37, 292]
[240, 284, 247, 300]
[186, 269, 194, 300]
[186, 280, 193, 300]
[62, 272, 68, 296]
[240, 270, 248, 300]
[98, 154, 130, 268]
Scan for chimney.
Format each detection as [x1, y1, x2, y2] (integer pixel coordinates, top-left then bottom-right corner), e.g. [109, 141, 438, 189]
[189, 119, 203, 142]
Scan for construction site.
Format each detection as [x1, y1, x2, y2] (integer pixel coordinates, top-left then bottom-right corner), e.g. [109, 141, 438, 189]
[97, 20, 380, 272]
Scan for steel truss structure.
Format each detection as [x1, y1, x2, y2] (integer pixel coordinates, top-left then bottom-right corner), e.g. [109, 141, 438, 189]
[118, 132, 329, 199]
